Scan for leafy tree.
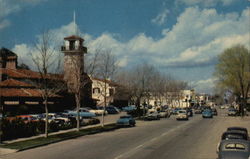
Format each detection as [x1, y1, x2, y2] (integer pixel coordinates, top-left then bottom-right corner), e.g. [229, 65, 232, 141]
[214, 45, 250, 116]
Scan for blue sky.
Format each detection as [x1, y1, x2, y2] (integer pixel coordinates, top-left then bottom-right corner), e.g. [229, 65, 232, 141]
[0, 0, 249, 93]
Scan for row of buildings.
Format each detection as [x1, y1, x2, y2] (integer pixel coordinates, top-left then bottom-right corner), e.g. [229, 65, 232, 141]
[0, 34, 211, 116]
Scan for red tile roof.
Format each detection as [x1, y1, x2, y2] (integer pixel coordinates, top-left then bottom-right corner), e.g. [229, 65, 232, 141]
[0, 68, 63, 80]
[0, 79, 34, 88]
[0, 88, 61, 97]
[0, 88, 42, 97]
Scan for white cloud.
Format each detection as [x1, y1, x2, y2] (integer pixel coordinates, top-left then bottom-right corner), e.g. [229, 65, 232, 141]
[191, 78, 217, 93]
[11, 7, 250, 93]
[12, 44, 35, 68]
[176, 0, 237, 7]
[0, 0, 20, 19]
[151, 9, 170, 25]
[0, 19, 10, 30]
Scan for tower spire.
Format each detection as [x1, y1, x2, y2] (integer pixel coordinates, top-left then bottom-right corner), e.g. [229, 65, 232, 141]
[73, 11, 77, 35]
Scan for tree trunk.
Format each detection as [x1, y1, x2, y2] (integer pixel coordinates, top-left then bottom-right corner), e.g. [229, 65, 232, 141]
[102, 82, 107, 127]
[45, 98, 48, 138]
[75, 93, 81, 131]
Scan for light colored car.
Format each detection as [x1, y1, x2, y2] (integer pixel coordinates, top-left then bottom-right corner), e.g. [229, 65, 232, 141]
[159, 110, 170, 118]
[228, 108, 238, 116]
[86, 107, 107, 116]
[65, 109, 96, 118]
[144, 111, 160, 120]
[176, 110, 188, 120]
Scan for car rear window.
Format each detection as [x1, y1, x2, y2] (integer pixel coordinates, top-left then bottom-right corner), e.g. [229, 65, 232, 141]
[225, 143, 246, 150]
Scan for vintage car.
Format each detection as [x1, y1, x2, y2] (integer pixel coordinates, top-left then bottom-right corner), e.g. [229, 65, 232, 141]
[122, 105, 136, 112]
[217, 139, 250, 159]
[176, 110, 188, 120]
[144, 111, 160, 120]
[228, 108, 238, 116]
[159, 110, 170, 118]
[202, 109, 213, 118]
[116, 115, 136, 127]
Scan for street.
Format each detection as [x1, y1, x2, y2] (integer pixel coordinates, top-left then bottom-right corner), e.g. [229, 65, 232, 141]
[1, 109, 250, 159]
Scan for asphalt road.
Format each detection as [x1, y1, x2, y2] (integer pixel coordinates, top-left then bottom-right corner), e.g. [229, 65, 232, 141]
[1, 109, 250, 159]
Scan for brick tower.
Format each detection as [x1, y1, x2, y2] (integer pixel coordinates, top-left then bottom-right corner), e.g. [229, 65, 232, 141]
[61, 35, 87, 91]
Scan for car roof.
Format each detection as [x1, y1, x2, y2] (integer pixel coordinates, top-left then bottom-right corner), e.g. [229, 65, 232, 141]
[226, 130, 248, 135]
[222, 131, 248, 140]
[227, 127, 248, 133]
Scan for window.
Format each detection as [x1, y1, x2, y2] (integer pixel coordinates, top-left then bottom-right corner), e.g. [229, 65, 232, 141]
[93, 88, 100, 94]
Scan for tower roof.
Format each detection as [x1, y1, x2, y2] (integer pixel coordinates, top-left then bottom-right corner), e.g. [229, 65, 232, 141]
[0, 48, 17, 57]
[64, 35, 84, 41]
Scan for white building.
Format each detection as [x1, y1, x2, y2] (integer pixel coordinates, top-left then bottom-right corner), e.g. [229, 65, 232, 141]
[91, 77, 117, 106]
[146, 89, 196, 108]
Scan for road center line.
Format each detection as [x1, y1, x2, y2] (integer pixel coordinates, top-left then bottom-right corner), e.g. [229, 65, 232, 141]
[114, 117, 201, 159]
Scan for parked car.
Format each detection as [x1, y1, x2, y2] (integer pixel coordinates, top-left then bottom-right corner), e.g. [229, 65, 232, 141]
[194, 108, 202, 114]
[16, 115, 38, 123]
[159, 110, 170, 118]
[212, 108, 218, 116]
[202, 109, 213, 118]
[228, 108, 238, 116]
[144, 111, 160, 120]
[85, 107, 107, 116]
[122, 105, 136, 112]
[116, 115, 136, 127]
[172, 108, 181, 115]
[65, 110, 96, 118]
[221, 130, 249, 141]
[217, 139, 250, 159]
[106, 106, 119, 114]
[176, 110, 188, 120]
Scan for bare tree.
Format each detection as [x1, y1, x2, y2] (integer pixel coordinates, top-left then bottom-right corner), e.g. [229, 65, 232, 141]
[116, 63, 157, 117]
[94, 49, 117, 127]
[32, 31, 64, 138]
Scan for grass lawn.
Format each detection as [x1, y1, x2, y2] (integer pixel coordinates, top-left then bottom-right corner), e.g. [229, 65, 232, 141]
[0, 124, 117, 151]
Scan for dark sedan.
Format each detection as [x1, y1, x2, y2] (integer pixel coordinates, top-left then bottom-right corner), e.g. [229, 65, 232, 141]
[217, 139, 250, 159]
